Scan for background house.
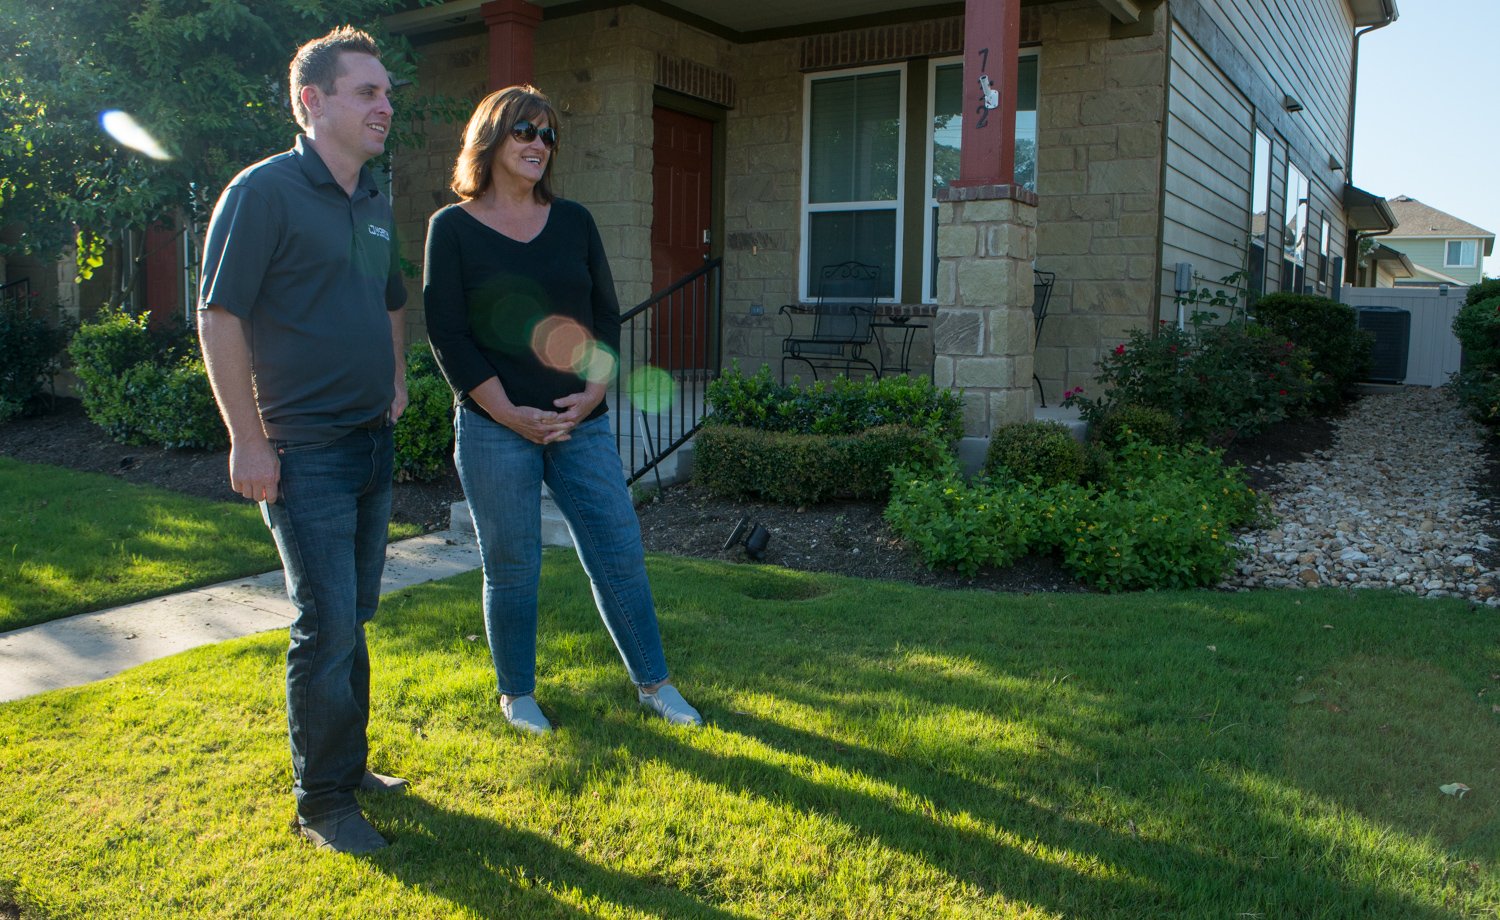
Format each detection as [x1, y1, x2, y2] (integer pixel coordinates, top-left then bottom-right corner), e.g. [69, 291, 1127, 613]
[1379, 194, 1495, 288]
[388, 0, 1397, 424]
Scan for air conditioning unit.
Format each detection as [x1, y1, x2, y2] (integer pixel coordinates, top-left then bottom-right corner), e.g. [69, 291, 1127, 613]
[1356, 305, 1410, 384]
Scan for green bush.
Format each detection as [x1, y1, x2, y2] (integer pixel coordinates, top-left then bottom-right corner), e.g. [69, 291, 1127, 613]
[394, 346, 455, 481]
[885, 438, 1263, 590]
[1089, 404, 1181, 449]
[882, 463, 1047, 574]
[1250, 292, 1371, 409]
[1450, 369, 1500, 428]
[696, 424, 945, 504]
[1465, 278, 1500, 307]
[983, 421, 1084, 486]
[1453, 296, 1500, 370]
[1064, 320, 1309, 444]
[69, 308, 227, 449]
[0, 295, 67, 422]
[706, 363, 963, 441]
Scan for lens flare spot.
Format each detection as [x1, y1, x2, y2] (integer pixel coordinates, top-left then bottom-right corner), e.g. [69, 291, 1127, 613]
[531, 316, 591, 373]
[627, 366, 676, 414]
[577, 344, 617, 385]
[99, 110, 172, 161]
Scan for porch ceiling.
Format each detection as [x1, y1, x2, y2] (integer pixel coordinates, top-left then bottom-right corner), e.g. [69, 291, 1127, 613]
[388, 0, 1076, 39]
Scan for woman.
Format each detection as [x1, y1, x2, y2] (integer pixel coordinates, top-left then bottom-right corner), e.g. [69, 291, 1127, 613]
[424, 86, 701, 733]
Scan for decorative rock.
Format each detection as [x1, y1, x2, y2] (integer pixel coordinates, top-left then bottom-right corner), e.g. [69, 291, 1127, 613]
[1224, 388, 1498, 605]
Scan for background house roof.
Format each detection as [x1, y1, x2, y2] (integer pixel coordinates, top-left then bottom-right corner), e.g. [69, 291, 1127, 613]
[1385, 195, 1496, 254]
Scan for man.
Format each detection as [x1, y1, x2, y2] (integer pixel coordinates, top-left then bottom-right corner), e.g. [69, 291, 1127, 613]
[198, 26, 408, 855]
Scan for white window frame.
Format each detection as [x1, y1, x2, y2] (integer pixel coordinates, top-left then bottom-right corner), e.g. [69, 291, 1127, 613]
[800, 63, 908, 303]
[1445, 239, 1478, 268]
[1247, 128, 1273, 299]
[921, 52, 1040, 304]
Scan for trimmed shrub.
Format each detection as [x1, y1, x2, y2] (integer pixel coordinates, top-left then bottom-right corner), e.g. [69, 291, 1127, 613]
[0, 295, 67, 422]
[1451, 295, 1500, 430]
[69, 308, 227, 449]
[1089, 403, 1181, 449]
[1453, 296, 1500, 370]
[983, 420, 1084, 486]
[706, 363, 963, 441]
[695, 423, 945, 504]
[885, 437, 1264, 590]
[1250, 292, 1371, 409]
[394, 346, 455, 481]
[882, 463, 1048, 574]
[1064, 320, 1309, 444]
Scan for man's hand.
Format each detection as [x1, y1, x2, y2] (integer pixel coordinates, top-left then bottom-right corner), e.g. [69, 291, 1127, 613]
[229, 436, 281, 504]
[391, 377, 409, 423]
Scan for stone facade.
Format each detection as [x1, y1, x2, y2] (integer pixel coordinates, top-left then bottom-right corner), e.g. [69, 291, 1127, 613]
[394, 1, 1181, 427]
[1030, 0, 1169, 402]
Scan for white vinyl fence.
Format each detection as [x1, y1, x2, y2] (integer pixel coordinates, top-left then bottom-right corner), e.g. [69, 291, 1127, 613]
[1339, 285, 1465, 387]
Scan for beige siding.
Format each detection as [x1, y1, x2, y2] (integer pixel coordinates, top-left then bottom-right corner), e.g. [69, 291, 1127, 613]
[1194, 0, 1353, 174]
[1161, 23, 1252, 318]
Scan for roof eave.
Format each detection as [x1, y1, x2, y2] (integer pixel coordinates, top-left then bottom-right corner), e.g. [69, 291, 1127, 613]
[1344, 184, 1397, 233]
[1350, 0, 1398, 28]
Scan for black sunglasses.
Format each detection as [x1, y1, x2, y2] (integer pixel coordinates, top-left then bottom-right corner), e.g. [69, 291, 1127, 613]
[511, 120, 557, 149]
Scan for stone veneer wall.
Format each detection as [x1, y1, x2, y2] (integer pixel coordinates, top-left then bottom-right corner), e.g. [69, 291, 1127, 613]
[717, 36, 802, 374]
[1031, 0, 1168, 402]
[935, 193, 1039, 436]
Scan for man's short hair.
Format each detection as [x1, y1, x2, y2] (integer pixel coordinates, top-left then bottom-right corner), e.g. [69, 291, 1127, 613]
[289, 26, 382, 130]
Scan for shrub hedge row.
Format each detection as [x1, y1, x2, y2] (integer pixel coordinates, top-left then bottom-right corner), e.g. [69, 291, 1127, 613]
[695, 423, 946, 504]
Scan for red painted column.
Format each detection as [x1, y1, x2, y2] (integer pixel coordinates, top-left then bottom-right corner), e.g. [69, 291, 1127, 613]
[481, 0, 544, 91]
[953, 0, 1020, 188]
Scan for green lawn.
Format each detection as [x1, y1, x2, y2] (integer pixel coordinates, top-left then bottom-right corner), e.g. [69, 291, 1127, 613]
[2, 554, 1497, 917]
[0, 458, 423, 631]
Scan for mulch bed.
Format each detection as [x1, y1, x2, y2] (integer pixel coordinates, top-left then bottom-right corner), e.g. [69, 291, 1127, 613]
[0, 397, 1363, 594]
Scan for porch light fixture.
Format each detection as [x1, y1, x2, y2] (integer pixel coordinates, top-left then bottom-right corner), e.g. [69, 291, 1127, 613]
[1328, 154, 1345, 172]
[1282, 94, 1304, 113]
[722, 516, 771, 561]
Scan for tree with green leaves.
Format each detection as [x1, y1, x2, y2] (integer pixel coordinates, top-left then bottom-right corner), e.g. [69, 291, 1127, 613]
[0, 0, 450, 296]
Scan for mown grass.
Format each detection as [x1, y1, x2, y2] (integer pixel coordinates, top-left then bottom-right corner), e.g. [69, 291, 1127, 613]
[2, 553, 1497, 917]
[0, 458, 423, 632]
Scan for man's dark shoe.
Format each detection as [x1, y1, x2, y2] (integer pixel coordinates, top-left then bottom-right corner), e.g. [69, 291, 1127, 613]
[298, 810, 388, 854]
[359, 770, 409, 793]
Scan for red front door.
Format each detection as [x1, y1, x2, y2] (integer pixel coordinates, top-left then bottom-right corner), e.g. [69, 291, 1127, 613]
[650, 107, 713, 369]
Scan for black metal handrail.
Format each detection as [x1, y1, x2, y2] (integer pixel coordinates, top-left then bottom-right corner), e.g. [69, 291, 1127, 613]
[615, 258, 722, 486]
[0, 277, 33, 312]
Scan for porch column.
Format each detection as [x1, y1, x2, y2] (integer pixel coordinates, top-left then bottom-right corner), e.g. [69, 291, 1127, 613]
[955, 0, 1020, 188]
[481, 0, 543, 90]
[934, 0, 1038, 438]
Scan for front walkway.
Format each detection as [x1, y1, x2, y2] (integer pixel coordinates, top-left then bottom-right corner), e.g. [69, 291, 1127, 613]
[0, 530, 481, 703]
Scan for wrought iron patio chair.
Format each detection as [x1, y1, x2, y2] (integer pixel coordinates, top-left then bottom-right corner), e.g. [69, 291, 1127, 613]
[779, 261, 881, 383]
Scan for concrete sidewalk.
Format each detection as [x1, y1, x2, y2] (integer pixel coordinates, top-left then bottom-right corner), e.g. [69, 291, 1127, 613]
[0, 529, 481, 704]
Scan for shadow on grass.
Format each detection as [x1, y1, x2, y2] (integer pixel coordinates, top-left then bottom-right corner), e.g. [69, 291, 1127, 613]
[365, 793, 745, 920]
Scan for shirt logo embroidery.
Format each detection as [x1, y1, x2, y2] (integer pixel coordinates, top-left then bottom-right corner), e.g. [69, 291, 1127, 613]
[367, 224, 391, 241]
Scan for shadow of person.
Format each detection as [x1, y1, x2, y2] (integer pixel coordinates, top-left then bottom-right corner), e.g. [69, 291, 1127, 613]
[360, 790, 745, 920]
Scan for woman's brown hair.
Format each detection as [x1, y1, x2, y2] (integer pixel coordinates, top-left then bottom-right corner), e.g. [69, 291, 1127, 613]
[450, 85, 559, 204]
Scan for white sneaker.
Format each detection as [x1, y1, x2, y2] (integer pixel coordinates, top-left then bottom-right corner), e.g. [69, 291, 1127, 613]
[638, 684, 703, 727]
[501, 694, 553, 734]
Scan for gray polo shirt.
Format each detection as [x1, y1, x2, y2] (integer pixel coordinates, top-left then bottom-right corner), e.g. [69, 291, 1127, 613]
[199, 135, 407, 443]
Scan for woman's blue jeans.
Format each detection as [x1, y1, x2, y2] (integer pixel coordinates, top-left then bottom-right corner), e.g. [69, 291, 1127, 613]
[260, 426, 393, 824]
[454, 407, 670, 696]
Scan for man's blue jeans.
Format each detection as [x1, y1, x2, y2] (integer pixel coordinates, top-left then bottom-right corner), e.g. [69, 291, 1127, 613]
[454, 408, 670, 697]
[261, 426, 393, 824]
